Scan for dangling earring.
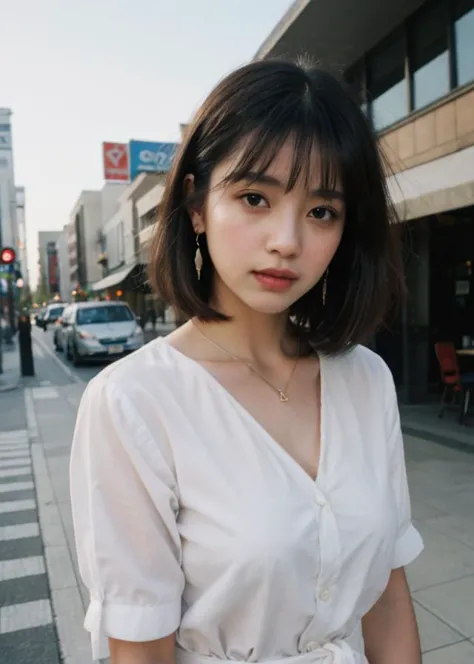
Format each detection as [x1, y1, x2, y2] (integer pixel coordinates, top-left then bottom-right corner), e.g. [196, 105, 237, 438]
[322, 269, 328, 306]
[194, 233, 203, 280]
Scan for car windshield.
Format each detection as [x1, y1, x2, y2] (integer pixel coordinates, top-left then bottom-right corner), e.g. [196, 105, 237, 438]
[48, 307, 64, 318]
[76, 305, 134, 325]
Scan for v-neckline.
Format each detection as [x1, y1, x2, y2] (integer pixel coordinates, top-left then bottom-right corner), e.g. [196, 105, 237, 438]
[158, 338, 326, 488]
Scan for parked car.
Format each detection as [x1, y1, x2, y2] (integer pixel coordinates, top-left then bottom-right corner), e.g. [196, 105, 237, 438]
[53, 305, 73, 352]
[37, 304, 65, 330]
[62, 301, 144, 366]
[35, 308, 47, 328]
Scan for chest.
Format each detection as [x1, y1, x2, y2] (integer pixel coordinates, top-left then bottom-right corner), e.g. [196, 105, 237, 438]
[198, 359, 322, 481]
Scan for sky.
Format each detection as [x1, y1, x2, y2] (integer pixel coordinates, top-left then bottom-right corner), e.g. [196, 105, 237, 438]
[0, 0, 293, 289]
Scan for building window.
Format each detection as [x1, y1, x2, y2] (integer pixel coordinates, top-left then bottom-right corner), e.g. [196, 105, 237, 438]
[410, 1, 450, 110]
[454, 0, 474, 86]
[367, 31, 407, 131]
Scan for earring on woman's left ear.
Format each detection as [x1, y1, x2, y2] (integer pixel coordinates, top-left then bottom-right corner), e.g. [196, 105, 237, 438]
[322, 269, 328, 306]
[195, 233, 203, 280]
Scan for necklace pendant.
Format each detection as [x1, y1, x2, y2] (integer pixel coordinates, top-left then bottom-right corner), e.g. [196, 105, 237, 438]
[279, 391, 289, 403]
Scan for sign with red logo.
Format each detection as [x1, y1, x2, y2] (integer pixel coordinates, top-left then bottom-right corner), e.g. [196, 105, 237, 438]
[103, 142, 129, 181]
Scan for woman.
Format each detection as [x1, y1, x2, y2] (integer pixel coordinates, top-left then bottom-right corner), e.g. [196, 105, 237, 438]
[70, 59, 424, 664]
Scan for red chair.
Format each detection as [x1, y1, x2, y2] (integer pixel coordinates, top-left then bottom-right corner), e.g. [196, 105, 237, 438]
[435, 342, 474, 424]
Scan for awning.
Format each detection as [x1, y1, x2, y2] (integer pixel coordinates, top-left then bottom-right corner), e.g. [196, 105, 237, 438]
[387, 143, 474, 220]
[91, 264, 136, 292]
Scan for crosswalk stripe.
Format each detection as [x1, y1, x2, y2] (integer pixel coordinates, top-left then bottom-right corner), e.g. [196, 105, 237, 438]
[0, 522, 39, 541]
[0, 599, 52, 633]
[0, 459, 32, 469]
[0, 499, 36, 514]
[0, 451, 30, 459]
[0, 441, 29, 449]
[0, 431, 28, 441]
[0, 556, 45, 581]
[0, 468, 32, 478]
[0, 481, 34, 494]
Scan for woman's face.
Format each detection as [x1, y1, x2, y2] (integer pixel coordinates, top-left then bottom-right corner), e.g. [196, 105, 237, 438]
[191, 141, 345, 315]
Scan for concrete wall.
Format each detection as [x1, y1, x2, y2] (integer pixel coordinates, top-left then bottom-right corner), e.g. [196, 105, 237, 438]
[103, 210, 124, 272]
[80, 192, 102, 287]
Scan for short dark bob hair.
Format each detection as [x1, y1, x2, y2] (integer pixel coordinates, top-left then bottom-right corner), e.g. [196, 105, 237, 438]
[149, 58, 404, 355]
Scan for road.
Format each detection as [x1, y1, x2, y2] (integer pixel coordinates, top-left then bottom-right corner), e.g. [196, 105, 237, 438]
[31, 324, 107, 386]
[2, 328, 474, 663]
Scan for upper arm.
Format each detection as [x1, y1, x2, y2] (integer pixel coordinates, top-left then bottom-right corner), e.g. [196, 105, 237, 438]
[70, 376, 184, 661]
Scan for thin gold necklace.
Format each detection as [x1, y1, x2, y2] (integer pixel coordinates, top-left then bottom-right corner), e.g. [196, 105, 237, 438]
[192, 320, 299, 403]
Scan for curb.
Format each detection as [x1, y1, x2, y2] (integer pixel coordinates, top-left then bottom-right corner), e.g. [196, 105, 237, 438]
[0, 381, 20, 392]
[25, 388, 95, 664]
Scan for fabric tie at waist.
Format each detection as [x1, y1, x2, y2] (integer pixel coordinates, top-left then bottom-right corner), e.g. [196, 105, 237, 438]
[176, 641, 365, 664]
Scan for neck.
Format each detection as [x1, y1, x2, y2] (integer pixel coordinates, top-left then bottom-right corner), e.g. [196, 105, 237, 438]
[197, 283, 296, 365]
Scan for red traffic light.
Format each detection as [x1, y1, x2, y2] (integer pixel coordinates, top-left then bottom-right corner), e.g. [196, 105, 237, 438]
[0, 247, 16, 264]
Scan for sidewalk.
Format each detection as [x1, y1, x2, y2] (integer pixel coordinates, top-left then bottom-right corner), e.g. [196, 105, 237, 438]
[401, 401, 474, 453]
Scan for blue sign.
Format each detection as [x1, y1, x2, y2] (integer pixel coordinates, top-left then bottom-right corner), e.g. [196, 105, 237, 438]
[128, 141, 178, 180]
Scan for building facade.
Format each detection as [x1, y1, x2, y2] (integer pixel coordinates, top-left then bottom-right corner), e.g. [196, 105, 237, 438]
[0, 108, 17, 252]
[67, 184, 127, 295]
[37, 230, 61, 297]
[91, 173, 166, 320]
[56, 225, 71, 302]
[15, 187, 29, 292]
[257, 0, 474, 402]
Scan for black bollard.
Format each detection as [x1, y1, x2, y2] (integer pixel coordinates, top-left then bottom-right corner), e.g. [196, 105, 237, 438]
[18, 314, 35, 376]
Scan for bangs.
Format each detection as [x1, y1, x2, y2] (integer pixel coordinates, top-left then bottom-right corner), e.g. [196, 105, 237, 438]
[220, 101, 342, 194]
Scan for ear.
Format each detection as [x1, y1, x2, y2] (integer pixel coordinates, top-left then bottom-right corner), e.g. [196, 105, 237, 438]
[184, 174, 205, 234]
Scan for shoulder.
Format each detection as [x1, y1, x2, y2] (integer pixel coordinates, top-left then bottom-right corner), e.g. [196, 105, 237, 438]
[325, 344, 394, 393]
[80, 338, 188, 416]
[323, 345, 397, 428]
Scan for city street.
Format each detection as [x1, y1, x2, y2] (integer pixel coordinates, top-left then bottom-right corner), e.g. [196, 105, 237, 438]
[1, 329, 474, 663]
[31, 324, 108, 386]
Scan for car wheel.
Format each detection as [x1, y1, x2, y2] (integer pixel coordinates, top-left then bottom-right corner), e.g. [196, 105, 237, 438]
[72, 343, 81, 367]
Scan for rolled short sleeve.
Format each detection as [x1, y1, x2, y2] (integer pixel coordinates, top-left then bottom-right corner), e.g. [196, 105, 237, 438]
[70, 375, 184, 660]
[383, 365, 424, 569]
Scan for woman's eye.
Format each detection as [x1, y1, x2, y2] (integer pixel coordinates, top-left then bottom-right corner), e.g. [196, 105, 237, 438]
[242, 193, 267, 208]
[310, 206, 337, 222]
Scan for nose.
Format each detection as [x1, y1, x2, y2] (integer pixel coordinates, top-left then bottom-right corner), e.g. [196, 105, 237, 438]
[265, 213, 301, 258]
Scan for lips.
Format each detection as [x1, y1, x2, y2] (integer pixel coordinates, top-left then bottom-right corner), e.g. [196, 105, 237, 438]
[252, 268, 298, 292]
[255, 268, 298, 280]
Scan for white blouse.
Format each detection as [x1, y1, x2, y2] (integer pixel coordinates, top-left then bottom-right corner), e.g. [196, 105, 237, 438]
[70, 338, 423, 664]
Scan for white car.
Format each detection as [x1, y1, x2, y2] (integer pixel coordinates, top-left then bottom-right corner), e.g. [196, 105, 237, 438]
[62, 301, 144, 366]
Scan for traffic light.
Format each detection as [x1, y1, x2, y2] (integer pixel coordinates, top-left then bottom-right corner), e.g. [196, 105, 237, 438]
[0, 247, 16, 265]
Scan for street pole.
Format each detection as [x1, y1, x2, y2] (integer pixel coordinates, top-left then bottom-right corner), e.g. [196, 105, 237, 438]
[0, 319, 3, 374]
[7, 266, 16, 334]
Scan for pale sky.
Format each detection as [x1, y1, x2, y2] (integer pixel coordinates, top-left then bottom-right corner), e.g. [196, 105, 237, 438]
[1, 0, 293, 289]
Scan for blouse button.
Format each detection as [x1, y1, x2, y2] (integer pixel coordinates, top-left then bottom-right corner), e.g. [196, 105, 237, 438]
[315, 495, 326, 507]
[319, 588, 330, 601]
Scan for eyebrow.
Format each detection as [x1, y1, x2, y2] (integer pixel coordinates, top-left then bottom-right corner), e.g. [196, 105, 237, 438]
[241, 171, 345, 202]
